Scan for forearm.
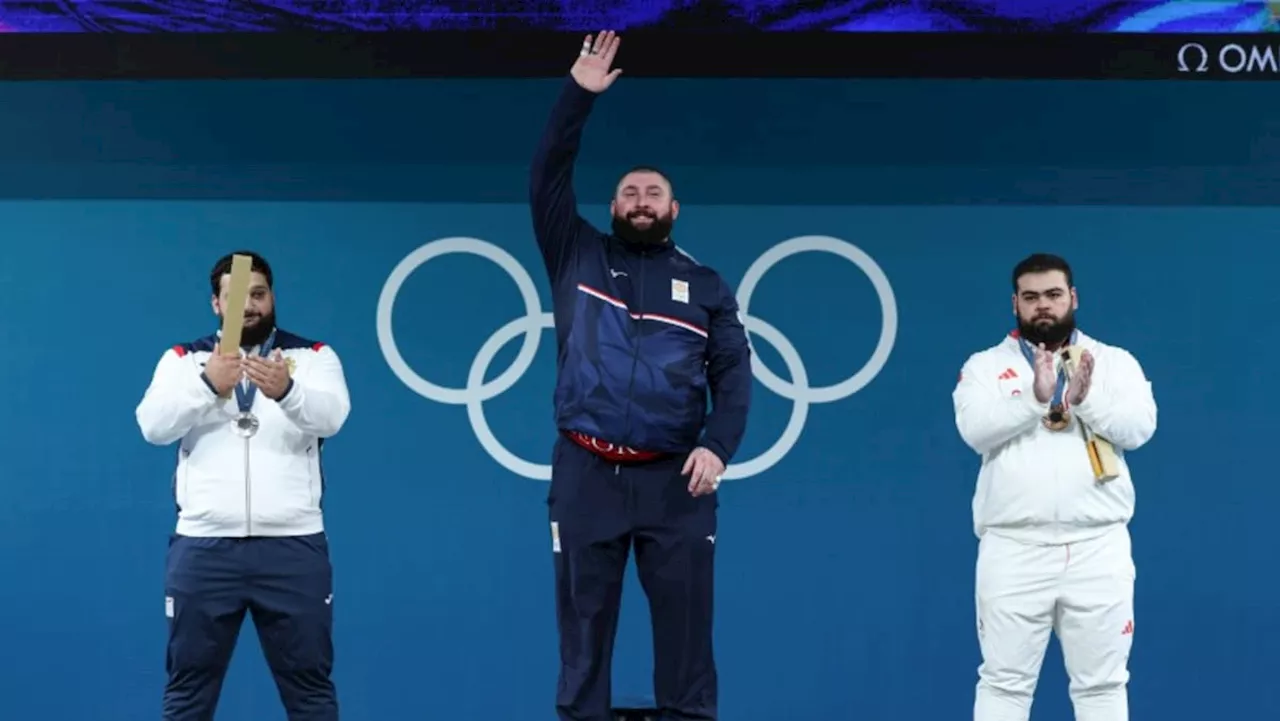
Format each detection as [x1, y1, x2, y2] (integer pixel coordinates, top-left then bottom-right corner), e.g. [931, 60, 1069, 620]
[531, 77, 597, 185]
[701, 360, 752, 464]
[1073, 349, 1157, 451]
[529, 77, 597, 274]
[276, 380, 350, 439]
[274, 347, 351, 438]
[702, 398, 749, 466]
[954, 390, 1047, 455]
[136, 367, 218, 446]
[701, 290, 753, 464]
[1073, 388, 1157, 451]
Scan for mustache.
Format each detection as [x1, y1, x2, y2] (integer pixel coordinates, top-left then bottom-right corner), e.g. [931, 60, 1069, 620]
[627, 209, 656, 219]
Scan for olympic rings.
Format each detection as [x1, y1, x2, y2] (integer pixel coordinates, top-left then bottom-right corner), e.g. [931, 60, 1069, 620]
[376, 235, 898, 482]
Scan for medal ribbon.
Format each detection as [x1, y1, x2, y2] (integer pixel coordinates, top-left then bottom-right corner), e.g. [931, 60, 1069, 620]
[232, 328, 277, 415]
[1017, 329, 1077, 409]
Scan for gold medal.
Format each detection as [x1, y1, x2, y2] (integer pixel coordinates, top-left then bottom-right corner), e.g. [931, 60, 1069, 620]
[1043, 405, 1071, 431]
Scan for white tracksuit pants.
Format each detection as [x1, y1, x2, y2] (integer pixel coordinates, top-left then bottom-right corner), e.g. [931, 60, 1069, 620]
[974, 525, 1135, 721]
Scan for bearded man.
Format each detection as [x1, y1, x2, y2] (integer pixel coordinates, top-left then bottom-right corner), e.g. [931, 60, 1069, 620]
[136, 250, 350, 721]
[527, 30, 753, 721]
[952, 252, 1158, 721]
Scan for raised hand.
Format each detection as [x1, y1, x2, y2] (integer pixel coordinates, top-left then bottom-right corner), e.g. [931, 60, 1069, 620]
[571, 31, 622, 93]
[1032, 343, 1057, 404]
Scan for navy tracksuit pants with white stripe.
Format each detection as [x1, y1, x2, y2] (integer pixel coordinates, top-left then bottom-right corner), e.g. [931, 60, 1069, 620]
[162, 532, 337, 721]
[550, 436, 719, 721]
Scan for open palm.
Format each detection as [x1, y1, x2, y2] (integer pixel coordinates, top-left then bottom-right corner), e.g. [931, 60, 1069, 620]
[571, 31, 623, 93]
[1033, 344, 1057, 404]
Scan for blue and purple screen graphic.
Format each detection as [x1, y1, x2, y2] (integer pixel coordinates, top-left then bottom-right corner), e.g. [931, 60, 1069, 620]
[0, 1, 1275, 33]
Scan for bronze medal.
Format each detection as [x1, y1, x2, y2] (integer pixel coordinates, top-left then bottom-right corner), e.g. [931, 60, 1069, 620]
[1043, 405, 1070, 431]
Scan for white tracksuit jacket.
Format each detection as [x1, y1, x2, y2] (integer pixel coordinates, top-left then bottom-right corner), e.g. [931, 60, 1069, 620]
[953, 330, 1157, 546]
[135, 330, 351, 537]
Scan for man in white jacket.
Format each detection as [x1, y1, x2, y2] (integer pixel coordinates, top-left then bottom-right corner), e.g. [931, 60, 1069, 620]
[952, 253, 1157, 721]
[136, 251, 351, 721]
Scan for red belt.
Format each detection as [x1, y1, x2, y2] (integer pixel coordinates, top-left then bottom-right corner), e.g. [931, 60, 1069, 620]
[563, 430, 668, 463]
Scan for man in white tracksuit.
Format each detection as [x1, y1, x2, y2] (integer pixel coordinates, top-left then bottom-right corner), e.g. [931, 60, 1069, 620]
[952, 253, 1157, 721]
[136, 250, 351, 721]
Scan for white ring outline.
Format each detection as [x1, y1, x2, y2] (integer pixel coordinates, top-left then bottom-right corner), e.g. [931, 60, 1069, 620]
[738, 236, 898, 404]
[376, 237, 544, 405]
[376, 234, 897, 482]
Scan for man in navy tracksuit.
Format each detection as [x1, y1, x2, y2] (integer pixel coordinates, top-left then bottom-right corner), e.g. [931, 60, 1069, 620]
[529, 32, 753, 721]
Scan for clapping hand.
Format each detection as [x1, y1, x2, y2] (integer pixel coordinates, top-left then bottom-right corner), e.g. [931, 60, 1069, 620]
[571, 31, 623, 93]
[244, 349, 291, 400]
[1065, 350, 1094, 406]
[1032, 343, 1057, 404]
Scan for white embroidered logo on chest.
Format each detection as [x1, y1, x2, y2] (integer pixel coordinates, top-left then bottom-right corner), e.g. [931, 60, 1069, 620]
[671, 278, 689, 304]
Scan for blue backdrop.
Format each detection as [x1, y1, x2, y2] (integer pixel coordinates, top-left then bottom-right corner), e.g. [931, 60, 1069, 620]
[0, 77, 1273, 721]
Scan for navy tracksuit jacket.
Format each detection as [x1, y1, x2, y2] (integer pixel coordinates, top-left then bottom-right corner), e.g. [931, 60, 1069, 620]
[529, 76, 753, 721]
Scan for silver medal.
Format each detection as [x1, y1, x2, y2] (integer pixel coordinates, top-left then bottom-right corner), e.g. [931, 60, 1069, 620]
[232, 412, 260, 438]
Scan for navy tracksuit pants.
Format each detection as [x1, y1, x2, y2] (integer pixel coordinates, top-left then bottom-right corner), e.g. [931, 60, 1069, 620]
[550, 436, 719, 721]
[162, 532, 337, 721]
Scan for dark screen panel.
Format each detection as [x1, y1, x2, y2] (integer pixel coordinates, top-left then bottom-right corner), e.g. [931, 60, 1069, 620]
[0, 2, 1275, 79]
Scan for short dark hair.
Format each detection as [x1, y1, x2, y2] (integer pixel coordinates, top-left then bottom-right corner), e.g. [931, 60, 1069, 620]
[616, 165, 675, 196]
[210, 250, 273, 296]
[1012, 253, 1073, 292]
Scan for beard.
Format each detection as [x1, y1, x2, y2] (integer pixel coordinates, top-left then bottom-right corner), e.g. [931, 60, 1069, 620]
[221, 309, 276, 348]
[1018, 309, 1076, 348]
[611, 209, 673, 246]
